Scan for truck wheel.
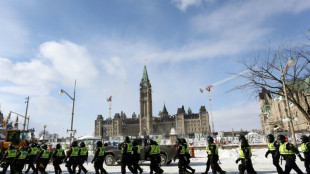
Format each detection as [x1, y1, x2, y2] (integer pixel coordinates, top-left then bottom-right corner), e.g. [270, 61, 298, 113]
[159, 154, 167, 166]
[105, 154, 115, 166]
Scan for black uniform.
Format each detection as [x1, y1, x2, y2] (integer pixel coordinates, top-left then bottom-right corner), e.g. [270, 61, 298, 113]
[25, 144, 39, 174]
[265, 134, 283, 174]
[13, 147, 28, 174]
[34, 145, 51, 174]
[301, 135, 310, 174]
[119, 137, 135, 174]
[236, 139, 256, 174]
[174, 140, 190, 174]
[91, 141, 107, 174]
[77, 142, 88, 174]
[203, 137, 225, 174]
[145, 140, 163, 174]
[52, 144, 65, 174]
[132, 141, 143, 174]
[277, 135, 304, 174]
[182, 139, 195, 174]
[65, 142, 80, 174]
[0, 145, 17, 174]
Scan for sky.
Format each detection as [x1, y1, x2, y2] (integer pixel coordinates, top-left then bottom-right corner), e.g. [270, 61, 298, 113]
[0, 0, 310, 138]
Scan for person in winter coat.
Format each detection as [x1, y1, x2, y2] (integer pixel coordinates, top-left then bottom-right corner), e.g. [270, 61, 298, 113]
[52, 144, 65, 174]
[236, 138, 256, 174]
[265, 134, 283, 174]
[300, 135, 310, 174]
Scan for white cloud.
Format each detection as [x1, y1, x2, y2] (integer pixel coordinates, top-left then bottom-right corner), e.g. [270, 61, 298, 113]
[171, 0, 203, 11]
[101, 56, 127, 79]
[213, 102, 261, 131]
[39, 41, 99, 87]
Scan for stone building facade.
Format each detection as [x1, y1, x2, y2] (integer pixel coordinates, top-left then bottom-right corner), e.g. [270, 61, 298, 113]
[94, 66, 211, 137]
[259, 77, 310, 134]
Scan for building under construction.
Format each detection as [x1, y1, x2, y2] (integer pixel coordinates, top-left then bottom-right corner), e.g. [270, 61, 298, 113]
[94, 66, 211, 137]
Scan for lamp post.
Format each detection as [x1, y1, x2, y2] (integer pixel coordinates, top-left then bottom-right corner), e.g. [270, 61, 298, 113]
[278, 52, 297, 145]
[24, 96, 29, 130]
[43, 124, 46, 140]
[60, 80, 76, 144]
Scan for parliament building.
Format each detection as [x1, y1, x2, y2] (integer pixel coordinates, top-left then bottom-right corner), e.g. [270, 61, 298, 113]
[94, 66, 211, 137]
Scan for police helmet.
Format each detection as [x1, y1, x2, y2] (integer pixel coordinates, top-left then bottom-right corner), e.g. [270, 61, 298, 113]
[207, 136, 214, 143]
[19, 146, 24, 151]
[181, 138, 187, 144]
[147, 139, 152, 145]
[80, 142, 86, 147]
[41, 144, 47, 149]
[133, 140, 138, 146]
[71, 141, 78, 147]
[239, 134, 246, 141]
[56, 144, 61, 149]
[177, 138, 182, 144]
[96, 141, 103, 147]
[125, 136, 130, 142]
[277, 135, 286, 142]
[300, 135, 309, 142]
[267, 134, 275, 142]
[8, 144, 14, 150]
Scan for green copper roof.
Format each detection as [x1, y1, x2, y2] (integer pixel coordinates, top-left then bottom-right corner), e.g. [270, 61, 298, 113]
[142, 65, 149, 83]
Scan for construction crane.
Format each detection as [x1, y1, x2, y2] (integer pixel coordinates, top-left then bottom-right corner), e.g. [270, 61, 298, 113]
[107, 82, 127, 119]
[200, 66, 257, 135]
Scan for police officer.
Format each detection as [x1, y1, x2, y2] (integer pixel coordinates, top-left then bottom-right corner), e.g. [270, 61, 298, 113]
[182, 138, 195, 174]
[65, 141, 80, 174]
[202, 136, 226, 174]
[119, 136, 135, 174]
[25, 143, 39, 173]
[236, 138, 256, 174]
[300, 135, 310, 174]
[265, 134, 283, 174]
[91, 141, 107, 174]
[13, 146, 28, 174]
[0, 144, 17, 174]
[35, 144, 51, 174]
[277, 134, 304, 174]
[174, 138, 190, 174]
[132, 140, 143, 174]
[77, 141, 88, 174]
[146, 139, 163, 174]
[52, 144, 65, 174]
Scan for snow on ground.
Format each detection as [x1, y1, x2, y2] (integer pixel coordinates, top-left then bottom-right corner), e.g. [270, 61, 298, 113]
[13, 148, 307, 174]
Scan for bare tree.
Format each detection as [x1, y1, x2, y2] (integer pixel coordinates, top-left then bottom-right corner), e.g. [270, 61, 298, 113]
[234, 43, 310, 124]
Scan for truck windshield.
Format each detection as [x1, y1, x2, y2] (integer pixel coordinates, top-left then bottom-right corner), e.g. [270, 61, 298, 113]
[19, 131, 29, 141]
[7, 131, 18, 142]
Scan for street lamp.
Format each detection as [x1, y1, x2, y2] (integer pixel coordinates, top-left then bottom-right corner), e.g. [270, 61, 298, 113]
[278, 51, 297, 145]
[59, 80, 76, 144]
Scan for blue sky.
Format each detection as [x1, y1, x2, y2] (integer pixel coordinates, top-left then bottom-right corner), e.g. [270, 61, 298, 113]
[0, 0, 309, 137]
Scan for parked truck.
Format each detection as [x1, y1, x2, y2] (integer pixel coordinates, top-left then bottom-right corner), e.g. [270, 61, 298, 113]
[104, 138, 177, 166]
[0, 129, 30, 149]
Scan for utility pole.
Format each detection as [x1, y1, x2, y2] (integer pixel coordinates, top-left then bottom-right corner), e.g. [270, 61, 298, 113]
[24, 96, 29, 130]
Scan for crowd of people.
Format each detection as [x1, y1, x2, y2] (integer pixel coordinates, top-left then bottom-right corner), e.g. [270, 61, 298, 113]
[0, 133, 309, 174]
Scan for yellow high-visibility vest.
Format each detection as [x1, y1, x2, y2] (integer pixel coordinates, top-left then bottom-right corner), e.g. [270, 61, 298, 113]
[268, 141, 276, 151]
[6, 149, 17, 158]
[301, 142, 309, 153]
[80, 147, 88, 156]
[71, 147, 79, 156]
[239, 146, 252, 159]
[41, 149, 51, 159]
[149, 145, 160, 155]
[279, 142, 294, 155]
[18, 151, 28, 159]
[206, 143, 218, 155]
[98, 147, 105, 156]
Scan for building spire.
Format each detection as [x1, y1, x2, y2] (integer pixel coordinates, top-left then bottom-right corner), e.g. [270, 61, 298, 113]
[141, 65, 149, 83]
